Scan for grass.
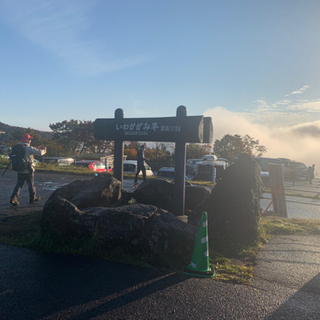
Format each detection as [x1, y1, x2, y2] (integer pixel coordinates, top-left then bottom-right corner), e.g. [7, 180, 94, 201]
[206, 216, 320, 284]
[1, 211, 320, 284]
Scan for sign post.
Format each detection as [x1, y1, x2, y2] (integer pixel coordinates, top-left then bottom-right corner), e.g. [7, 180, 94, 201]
[94, 106, 213, 216]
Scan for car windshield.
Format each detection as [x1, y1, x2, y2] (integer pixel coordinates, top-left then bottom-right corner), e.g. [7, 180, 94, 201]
[291, 162, 307, 169]
[266, 159, 282, 164]
[94, 162, 105, 169]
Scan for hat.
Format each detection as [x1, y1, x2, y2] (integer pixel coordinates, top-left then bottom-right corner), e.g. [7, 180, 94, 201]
[20, 134, 33, 142]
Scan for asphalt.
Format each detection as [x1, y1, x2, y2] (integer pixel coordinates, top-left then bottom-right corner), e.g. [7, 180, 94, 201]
[1, 170, 320, 319]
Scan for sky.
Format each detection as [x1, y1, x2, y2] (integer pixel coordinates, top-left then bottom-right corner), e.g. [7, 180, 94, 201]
[1, 0, 320, 174]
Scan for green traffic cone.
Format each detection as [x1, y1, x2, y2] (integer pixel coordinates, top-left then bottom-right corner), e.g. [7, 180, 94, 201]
[183, 211, 216, 278]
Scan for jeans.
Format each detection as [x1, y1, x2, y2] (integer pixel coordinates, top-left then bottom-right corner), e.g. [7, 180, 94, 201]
[134, 165, 146, 184]
[11, 171, 36, 201]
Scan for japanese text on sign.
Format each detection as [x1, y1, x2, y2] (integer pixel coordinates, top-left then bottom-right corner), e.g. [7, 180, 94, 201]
[116, 122, 181, 136]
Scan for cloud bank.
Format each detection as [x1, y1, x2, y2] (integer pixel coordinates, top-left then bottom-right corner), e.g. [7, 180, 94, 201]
[204, 107, 320, 176]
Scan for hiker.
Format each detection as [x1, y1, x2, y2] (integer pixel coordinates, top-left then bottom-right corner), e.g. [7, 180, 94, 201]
[9, 134, 47, 206]
[307, 164, 315, 184]
[134, 144, 147, 187]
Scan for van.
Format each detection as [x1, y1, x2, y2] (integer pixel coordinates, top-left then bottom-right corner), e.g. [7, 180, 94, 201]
[280, 159, 308, 180]
[253, 157, 283, 172]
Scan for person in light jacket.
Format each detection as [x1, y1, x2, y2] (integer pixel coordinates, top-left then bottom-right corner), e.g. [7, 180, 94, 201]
[10, 134, 47, 206]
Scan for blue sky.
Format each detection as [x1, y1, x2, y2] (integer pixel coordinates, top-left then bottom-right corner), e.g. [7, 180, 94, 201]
[1, 0, 320, 170]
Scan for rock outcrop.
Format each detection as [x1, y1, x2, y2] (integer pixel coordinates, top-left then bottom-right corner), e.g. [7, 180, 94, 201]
[188, 153, 263, 243]
[132, 178, 210, 215]
[42, 195, 197, 270]
[48, 174, 121, 208]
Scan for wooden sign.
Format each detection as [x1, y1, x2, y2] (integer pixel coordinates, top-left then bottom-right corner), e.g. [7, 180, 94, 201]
[94, 116, 212, 143]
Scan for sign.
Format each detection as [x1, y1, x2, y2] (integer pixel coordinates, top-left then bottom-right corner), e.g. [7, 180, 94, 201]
[94, 116, 213, 143]
[94, 106, 213, 216]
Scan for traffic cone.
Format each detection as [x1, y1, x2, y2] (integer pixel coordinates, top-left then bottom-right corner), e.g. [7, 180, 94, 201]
[183, 211, 216, 278]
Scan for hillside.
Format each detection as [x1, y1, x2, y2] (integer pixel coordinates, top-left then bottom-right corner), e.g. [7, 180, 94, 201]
[0, 122, 52, 140]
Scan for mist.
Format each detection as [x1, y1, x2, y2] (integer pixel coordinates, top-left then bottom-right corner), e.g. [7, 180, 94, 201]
[204, 107, 320, 177]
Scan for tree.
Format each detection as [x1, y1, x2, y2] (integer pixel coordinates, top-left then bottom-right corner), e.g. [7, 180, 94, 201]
[49, 120, 113, 155]
[186, 143, 212, 160]
[242, 134, 267, 157]
[213, 134, 267, 160]
[49, 120, 82, 153]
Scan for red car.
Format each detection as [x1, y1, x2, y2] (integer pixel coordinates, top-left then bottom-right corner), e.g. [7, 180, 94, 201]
[89, 161, 107, 172]
[74, 160, 112, 172]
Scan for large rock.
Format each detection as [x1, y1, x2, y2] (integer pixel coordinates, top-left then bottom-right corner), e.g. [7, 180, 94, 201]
[133, 179, 210, 215]
[41, 195, 197, 270]
[189, 153, 263, 243]
[48, 174, 121, 208]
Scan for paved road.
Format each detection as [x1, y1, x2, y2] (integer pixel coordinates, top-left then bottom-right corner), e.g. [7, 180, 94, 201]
[1, 235, 320, 319]
[1, 170, 320, 319]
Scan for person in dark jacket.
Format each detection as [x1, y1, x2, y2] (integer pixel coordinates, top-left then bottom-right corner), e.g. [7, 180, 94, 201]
[134, 145, 147, 187]
[10, 134, 47, 206]
[307, 164, 315, 184]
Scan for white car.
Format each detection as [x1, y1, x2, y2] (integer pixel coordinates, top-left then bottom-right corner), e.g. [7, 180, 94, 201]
[186, 159, 201, 175]
[123, 160, 153, 176]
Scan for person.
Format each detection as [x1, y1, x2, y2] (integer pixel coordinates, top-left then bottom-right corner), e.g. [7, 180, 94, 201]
[307, 164, 315, 184]
[10, 134, 47, 206]
[134, 145, 147, 187]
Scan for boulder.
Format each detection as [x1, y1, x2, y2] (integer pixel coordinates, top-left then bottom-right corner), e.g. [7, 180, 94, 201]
[133, 179, 210, 215]
[188, 153, 263, 243]
[133, 179, 175, 213]
[48, 174, 121, 208]
[185, 185, 211, 211]
[41, 195, 197, 270]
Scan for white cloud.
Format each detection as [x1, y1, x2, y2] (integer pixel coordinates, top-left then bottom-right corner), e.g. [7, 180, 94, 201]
[285, 85, 310, 96]
[204, 106, 320, 176]
[0, 0, 152, 75]
[287, 99, 320, 112]
[248, 97, 320, 127]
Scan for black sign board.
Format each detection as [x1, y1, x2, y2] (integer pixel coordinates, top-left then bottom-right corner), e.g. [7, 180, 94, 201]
[94, 116, 212, 143]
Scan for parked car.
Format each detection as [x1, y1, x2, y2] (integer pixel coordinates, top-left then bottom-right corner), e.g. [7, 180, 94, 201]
[201, 154, 218, 162]
[123, 160, 153, 176]
[42, 157, 75, 166]
[74, 160, 107, 172]
[194, 155, 227, 181]
[89, 161, 107, 172]
[280, 159, 309, 180]
[253, 157, 283, 172]
[196, 160, 227, 181]
[186, 159, 201, 175]
[157, 167, 175, 179]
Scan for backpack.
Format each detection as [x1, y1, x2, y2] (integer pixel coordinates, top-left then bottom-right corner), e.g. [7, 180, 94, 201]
[10, 144, 28, 172]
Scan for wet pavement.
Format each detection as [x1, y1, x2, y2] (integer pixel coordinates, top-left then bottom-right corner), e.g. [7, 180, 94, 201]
[1, 238, 320, 320]
[1, 170, 320, 319]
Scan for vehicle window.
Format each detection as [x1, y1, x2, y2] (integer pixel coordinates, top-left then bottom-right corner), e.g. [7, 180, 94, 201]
[291, 162, 307, 169]
[124, 164, 135, 171]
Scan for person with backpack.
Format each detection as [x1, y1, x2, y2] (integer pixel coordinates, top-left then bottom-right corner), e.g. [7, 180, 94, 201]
[9, 134, 47, 206]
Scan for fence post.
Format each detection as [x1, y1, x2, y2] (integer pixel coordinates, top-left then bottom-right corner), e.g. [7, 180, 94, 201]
[268, 163, 287, 217]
